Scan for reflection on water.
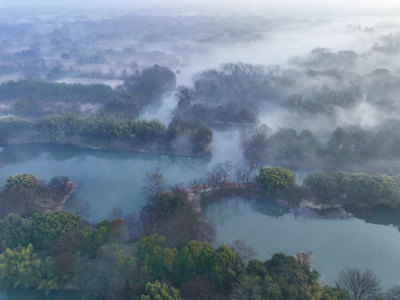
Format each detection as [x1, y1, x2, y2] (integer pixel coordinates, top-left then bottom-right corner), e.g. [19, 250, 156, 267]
[206, 197, 400, 288]
[365, 209, 400, 229]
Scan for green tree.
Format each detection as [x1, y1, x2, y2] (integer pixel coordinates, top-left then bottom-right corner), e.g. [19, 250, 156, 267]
[231, 274, 262, 300]
[138, 234, 177, 281]
[0, 214, 33, 249]
[175, 241, 216, 282]
[140, 281, 181, 300]
[4, 173, 38, 191]
[0, 116, 33, 143]
[0, 244, 58, 294]
[257, 167, 296, 196]
[30, 212, 80, 250]
[0, 244, 41, 289]
[209, 245, 244, 291]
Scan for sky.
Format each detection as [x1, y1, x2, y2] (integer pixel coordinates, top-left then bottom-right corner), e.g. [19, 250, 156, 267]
[1, 0, 399, 15]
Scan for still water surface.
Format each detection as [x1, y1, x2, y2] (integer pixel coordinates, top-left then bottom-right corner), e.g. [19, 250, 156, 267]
[207, 198, 400, 288]
[0, 129, 244, 221]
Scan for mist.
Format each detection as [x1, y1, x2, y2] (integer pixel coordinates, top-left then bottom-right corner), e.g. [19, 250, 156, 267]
[2, 1, 400, 299]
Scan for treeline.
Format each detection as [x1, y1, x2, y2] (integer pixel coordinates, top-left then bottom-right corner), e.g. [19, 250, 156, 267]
[242, 121, 400, 171]
[256, 166, 400, 210]
[4, 65, 176, 119]
[173, 86, 258, 125]
[39, 113, 166, 142]
[183, 62, 363, 117]
[180, 60, 400, 122]
[0, 113, 213, 155]
[0, 116, 34, 143]
[189, 160, 400, 211]
[304, 172, 400, 209]
[124, 64, 176, 102]
[0, 80, 114, 103]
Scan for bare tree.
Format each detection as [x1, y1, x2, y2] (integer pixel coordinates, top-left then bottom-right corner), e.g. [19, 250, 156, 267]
[176, 86, 196, 107]
[108, 206, 124, 220]
[142, 168, 168, 199]
[190, 177, 206, 194]
[234, 164, 247, 188]
[63, 196, 91, 219]
[206, 169, 220, 190]
[124, 212, 146, 241]
[243, 161, 261, 184]
[296, 251, 312, 268]
[205, 161, 233, 190]
[230, 240, 256, 264]
[217, 161, 234, 188]
[386, 285, 400, 300]
[337, 268, 381, 300]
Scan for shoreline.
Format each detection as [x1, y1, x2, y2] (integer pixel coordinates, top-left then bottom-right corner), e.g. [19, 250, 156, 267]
[190, 182, 391, 220]
[0, 138, 212, 158]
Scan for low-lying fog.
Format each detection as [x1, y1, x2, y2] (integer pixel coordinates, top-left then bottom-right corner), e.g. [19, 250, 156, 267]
[3, 1, 400, 295]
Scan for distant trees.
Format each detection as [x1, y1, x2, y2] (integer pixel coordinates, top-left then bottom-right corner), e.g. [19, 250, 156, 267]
[0, 80, 114, 103]
[337, 268, 381, 300]
[0, 117, 33, 144]
[257, 166, 296, 196]
[104, 92, 141, 119]
[385, 285, 400, 300]
[13, 96, 42, 116]
[174, 83, 257, 125]
[304, 171, 400, 208]
[242, 121, 400, 171]
[124, 64, 176, 101]
[241, 125, 270, 161]
[242, 125, 320, 166]
[39, 113, 166, 142]
[167, 115, 212, 154]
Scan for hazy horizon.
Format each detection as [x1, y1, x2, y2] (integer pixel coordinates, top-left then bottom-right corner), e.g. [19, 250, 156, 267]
[1, 0, 400, 16]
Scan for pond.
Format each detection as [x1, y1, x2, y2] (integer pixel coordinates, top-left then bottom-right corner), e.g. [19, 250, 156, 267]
[206, 197, 400, 288]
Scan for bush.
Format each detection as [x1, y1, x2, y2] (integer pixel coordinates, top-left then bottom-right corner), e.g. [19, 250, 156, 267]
[257, 167, 296, 196]
[5, 173, 39, 191]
